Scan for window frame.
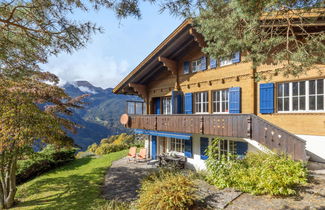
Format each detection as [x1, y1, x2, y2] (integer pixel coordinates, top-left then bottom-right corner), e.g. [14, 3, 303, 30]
[170, 138, 185, 154]
[162, 96, 172, 115]
[191, 58, 202, 73]
[277, 79, 325, 113]
[194, 91, 209, 114]
[212, 89, 229, 114]
[218, 139, 236, 160]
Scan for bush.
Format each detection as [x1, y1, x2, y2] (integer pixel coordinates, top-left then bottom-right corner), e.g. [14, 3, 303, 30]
[94, 143, 128, 155]
[206, 138, 308, 196]
[17, 145, 77, 184]
[87, 143, 98, 153]
[137, 170, 197, 210]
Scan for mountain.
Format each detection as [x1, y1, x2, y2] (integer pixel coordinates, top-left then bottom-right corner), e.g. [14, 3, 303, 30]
[62, 81, 141, 150]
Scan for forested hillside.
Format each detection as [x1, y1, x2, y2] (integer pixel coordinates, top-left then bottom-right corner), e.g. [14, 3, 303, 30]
[63, 81, 141, 149]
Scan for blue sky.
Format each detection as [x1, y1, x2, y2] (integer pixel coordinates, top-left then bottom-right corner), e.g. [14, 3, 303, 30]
[45, 2, 183, 88]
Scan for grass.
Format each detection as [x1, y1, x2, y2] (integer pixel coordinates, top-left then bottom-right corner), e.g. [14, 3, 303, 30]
[13, 150, 128, 210]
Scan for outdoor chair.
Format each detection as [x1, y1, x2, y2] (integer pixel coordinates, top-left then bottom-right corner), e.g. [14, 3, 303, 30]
[127, 147, 137, 162]
[136, 148, 147, 163]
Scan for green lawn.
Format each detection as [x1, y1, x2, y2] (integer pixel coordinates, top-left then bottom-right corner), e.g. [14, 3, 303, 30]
[14, 150, 128, 210]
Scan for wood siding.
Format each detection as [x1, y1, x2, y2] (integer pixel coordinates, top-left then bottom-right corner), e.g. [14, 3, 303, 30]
[146, 44, 325, 136]
[127, 114, 307, 161]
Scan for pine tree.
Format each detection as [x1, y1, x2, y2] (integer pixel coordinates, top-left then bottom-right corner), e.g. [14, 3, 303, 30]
[193, 0, 325, 79]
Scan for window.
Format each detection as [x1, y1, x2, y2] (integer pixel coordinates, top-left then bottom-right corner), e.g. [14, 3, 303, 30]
[128, 102, 135, 114]
[220, 58, 233, 67]
[170, 138, 185, 153]
[277, 83, 290, 111]
[220, 52, 240, 67]
[277, 79, 325, 112]
[309, 79, 324, 111]
[194, 92, 209, 114]
[191, 59, 201, 73]
[213, 89, 229, 113]
[135, 103, 143, 114]
[162, 97, 172, 114]
[218, 139, 236, 160]
[127, 101, 145, 114]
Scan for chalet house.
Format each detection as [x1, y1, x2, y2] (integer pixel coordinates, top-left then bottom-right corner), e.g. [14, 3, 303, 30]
[114, 14, 325, 170]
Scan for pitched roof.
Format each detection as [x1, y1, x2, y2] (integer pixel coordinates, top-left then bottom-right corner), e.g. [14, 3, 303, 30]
[113, 19, 193, 94]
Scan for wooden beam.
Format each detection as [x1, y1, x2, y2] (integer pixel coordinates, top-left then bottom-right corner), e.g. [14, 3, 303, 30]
[128, 83, 148, 100]
[189, 28, 206, 48]
[158, 56, 177, 75]
[158, 56, 180, 90]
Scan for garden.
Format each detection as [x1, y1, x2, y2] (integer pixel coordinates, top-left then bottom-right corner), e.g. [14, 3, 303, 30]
[12, 136, 325, 210]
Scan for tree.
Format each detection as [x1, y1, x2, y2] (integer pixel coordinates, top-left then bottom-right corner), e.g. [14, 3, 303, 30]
[0, 0, 145, 208]
[195, 0, 325, 79]
[0, 72, 88, 208]
[161, 0, 325, 79]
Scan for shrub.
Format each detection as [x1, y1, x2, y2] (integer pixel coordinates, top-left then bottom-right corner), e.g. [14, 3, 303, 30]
[17, 145, 77, 184]
[94, 143, 128, 155]
[137, 170, 197, 210]
[206, 138, 308, 196]
[87, 143, 98, 153]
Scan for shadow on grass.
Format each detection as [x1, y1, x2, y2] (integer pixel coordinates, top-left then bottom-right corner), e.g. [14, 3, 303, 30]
[16, 158, 107, 210]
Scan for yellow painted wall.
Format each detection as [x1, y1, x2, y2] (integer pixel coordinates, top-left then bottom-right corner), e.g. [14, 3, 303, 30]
[257, 66, 325, 135]
[146, 44, 325, 136]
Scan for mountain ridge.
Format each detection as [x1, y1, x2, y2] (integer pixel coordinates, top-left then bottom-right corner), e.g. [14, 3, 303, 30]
[62, 81, 140, 150]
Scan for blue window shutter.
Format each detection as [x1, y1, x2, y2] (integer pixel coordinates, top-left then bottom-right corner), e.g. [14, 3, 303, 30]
[236, 141, 248, 159]
[184, 138, 193, 158]
[200, 56, 207, 71]
[232, 51, 241, 63]
[183, 61, 190, 74]
[260, 83, 274, 114]
[200, 137, 209, 160]
[154, 98, 161, 114]
[172, 91, 183, 114]
[151, 136, 157, 160]
[229, 87, 241, 113]
[177, 94, 183, 113]
[210, 57, 217, 69]
[184, 93, 193, 114]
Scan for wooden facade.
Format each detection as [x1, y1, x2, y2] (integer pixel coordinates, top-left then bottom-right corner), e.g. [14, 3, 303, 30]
[114, 16, 325, 162]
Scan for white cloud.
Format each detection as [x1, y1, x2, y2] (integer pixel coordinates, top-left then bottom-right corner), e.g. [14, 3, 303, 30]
[44, 50, 130, 89]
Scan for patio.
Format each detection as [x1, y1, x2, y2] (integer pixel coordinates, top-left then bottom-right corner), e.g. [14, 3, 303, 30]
[101, 156, 242, 208]
[102, 157, 157, 202]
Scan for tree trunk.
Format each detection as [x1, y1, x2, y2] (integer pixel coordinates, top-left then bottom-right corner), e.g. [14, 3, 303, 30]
[0, 153, 17, 209]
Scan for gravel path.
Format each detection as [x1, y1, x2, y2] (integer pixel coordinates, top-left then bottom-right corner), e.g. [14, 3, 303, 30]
[102, 157, 156, 202]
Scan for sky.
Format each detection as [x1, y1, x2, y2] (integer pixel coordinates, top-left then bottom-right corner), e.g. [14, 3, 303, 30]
[44, 2, 183, 89]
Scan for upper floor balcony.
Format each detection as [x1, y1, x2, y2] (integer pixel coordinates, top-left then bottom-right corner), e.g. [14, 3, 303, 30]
[120, 113, 307, 161]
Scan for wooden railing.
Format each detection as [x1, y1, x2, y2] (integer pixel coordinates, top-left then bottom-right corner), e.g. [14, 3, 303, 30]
[125, 114, 307, 161]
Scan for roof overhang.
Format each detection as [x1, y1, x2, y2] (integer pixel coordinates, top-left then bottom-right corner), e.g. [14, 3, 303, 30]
[113, 19, 195, 95]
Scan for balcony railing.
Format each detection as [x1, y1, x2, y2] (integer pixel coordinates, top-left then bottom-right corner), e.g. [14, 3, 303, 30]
[122, 114, 307, 161]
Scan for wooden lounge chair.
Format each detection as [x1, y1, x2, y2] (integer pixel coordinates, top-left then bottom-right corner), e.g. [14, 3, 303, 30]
[136, 148, 147, 162]
[127, 147, 137, 162]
